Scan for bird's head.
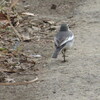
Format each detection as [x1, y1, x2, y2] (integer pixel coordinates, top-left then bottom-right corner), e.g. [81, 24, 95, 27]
[60, 24, 69, 31]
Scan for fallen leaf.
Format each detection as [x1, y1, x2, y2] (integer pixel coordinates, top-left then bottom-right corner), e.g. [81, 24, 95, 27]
[47, 20, 55, 25]
[21, 33, 31, 42]
[0, 12, 9, 28]
[30, 54, 42, 58]
[0, 12, 7, 20]
[5, 77, 15, 83]
[22, 12, 35, 16]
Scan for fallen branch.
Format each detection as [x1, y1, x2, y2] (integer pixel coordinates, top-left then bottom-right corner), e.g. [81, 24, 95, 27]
[0, 77, 38, 86]
[0, 69, 16, 73]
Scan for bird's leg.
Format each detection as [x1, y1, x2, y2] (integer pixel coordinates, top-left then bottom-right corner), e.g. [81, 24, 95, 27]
[62, 48, 66, 62]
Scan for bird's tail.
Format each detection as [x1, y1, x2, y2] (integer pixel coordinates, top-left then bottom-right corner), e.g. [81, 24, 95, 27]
[52, 48, 61, 58]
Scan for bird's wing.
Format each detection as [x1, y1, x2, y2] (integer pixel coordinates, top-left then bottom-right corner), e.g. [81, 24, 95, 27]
[60, 36, 69, 46]
[54, 36, 68, 47]
[54, 30, 74, 47]
[54, 37, 58, 46]
[60, 33, 74, 46]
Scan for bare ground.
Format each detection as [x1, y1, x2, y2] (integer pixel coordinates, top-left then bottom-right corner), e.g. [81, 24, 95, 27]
[0, 0, 100, 100]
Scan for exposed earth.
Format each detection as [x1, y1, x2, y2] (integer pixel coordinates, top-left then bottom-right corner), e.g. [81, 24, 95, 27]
[0, 0, 100, 100]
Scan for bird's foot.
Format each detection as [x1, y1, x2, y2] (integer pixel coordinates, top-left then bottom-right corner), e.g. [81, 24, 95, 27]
[62, 55, 68, 62]
[62, 59, 68, 63]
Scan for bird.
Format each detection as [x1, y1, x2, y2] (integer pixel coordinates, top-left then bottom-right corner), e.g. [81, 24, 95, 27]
[52, 24, 74, 62]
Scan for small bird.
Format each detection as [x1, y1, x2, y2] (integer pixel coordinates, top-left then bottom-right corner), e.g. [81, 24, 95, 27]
[52, 24, 74, 62]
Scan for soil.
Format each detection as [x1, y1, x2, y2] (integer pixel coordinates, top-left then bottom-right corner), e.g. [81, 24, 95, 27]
[0, 0, 100, 100]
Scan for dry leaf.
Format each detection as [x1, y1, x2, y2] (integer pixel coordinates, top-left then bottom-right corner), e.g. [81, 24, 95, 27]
[0, 12, 9, 28]
[21, 33, 31, 41]
[5, 77, 15, 83]
[0, 12, 7, 20]
[30, 54, 42, 58]
[22, 12, 35, 16]
[10, 0, 20, 9]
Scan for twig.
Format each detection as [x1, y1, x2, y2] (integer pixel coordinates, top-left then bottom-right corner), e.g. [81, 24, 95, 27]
[0, 0, 6, 6]
[0, 77, 38, 86]
[6, 13, 22, 41]
[10, 0, 20, 9]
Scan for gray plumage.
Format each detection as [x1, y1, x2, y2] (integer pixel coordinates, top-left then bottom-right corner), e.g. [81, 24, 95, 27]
[52, 24, 74, 61]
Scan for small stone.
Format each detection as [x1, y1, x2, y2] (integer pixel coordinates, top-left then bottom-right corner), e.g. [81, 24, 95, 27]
[51, 4, 57, 10]
[53, 91, 56, 94]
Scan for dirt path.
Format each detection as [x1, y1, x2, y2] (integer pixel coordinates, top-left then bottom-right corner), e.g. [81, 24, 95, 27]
[0, 0, 100, 100]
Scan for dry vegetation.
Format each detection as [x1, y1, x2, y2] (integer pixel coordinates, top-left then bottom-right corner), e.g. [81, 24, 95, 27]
[0, 0, 64, 85]
[0, 0, 39, 85]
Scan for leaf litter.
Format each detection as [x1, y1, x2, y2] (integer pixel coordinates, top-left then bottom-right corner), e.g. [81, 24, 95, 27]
[0, 0, 76, 85]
